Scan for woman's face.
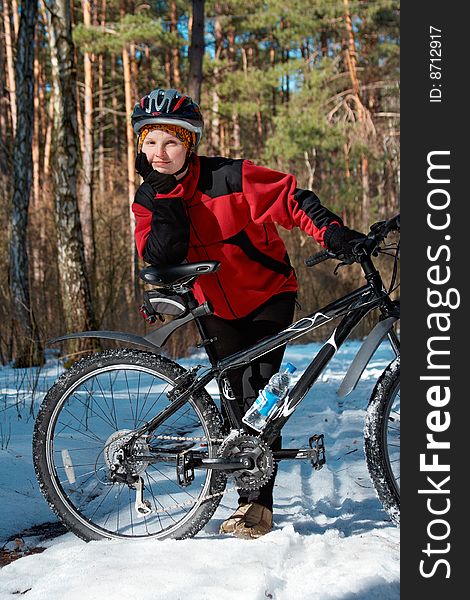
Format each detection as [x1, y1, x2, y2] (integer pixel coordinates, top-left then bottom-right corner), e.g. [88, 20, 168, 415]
[141, 129, 187, 175]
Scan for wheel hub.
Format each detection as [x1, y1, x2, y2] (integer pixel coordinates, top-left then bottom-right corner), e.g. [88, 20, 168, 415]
[104, 429, 150, 477]
[218, 434, 274, 491]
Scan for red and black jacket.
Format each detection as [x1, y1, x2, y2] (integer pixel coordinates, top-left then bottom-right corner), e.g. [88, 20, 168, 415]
[132, 155, 342, 320]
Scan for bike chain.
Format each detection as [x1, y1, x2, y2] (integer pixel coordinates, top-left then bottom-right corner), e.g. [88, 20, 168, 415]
[138, 433, 266, 516]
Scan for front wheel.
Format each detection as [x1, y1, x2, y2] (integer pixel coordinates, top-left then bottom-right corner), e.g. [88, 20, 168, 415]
[364, 358, 400, 525]
[33, 349, 226, 541]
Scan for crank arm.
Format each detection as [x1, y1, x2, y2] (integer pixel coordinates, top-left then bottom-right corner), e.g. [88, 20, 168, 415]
[149, 451, 254, 471]
[193, 454, 254, 471]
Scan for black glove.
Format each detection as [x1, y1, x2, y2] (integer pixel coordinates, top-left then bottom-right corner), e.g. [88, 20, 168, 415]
[135, 152, 177, 195]
[370, 214, 400, 237]
[324, 223, 366, 256]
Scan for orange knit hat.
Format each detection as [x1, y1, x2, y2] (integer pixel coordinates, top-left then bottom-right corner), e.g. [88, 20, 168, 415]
[137, 123, 196, 153]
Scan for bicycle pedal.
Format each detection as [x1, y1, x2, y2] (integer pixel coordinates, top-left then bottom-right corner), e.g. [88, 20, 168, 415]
[176, 450, 195, 487]
[308, 434, 326, 470]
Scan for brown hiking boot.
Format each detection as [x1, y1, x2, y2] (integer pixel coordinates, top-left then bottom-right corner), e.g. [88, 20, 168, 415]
[219, 503, 252, 534]
[233, 503, 273, 539]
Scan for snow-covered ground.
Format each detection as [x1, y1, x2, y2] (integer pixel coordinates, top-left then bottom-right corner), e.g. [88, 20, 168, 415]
[0, 341, 399, 599]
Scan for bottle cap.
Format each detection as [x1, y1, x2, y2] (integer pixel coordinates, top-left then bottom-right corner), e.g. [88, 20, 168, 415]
[285, 362, 297, 374]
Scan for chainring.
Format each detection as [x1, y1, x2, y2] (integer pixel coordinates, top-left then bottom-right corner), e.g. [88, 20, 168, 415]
[218, 434, 274, 491]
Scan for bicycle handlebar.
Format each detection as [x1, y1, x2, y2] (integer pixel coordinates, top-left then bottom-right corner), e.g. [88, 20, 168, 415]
[304, 250, 336, 267]
[304, 213, 400, 268]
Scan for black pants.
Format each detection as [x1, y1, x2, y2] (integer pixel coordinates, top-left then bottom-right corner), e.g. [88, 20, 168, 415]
[201, 291, 297, 511]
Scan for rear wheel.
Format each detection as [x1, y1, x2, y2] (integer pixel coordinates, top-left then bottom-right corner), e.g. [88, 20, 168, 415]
[364, 358, 400, 525]
[33, 349, 226, 541]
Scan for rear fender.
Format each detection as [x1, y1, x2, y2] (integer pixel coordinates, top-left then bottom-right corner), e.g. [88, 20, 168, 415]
[48, 302, 213, 351]
[48, 330, 160, 351]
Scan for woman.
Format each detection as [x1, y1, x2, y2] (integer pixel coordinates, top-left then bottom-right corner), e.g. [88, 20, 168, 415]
[131, 88, 363, 539]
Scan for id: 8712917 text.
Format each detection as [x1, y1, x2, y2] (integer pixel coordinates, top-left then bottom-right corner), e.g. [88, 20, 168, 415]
[429, 26, 442, 103]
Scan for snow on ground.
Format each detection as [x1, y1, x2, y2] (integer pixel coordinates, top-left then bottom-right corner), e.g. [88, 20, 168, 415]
[0, 341, 399, 599]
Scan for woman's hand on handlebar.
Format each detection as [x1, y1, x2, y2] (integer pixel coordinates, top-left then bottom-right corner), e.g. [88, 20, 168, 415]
[323, 223, 367, 260]
[369, 214, 400, 239]
[304, 213, 400, 268]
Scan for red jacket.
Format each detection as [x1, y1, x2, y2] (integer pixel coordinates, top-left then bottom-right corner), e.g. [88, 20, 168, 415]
[132, 155, 342, 320]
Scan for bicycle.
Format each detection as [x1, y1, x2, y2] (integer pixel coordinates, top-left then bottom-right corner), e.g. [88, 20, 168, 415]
[33, 214, 400, 542]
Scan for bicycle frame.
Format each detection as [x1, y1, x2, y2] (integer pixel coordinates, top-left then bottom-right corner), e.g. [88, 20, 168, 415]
[34, 217, 401, 544]
[135, 265, 399, 451]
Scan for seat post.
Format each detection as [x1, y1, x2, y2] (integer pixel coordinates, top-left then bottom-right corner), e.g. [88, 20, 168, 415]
[182, 290, 219, 365]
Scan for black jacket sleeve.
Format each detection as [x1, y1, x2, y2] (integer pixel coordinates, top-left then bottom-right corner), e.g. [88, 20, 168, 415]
[132, 182, 190, 266]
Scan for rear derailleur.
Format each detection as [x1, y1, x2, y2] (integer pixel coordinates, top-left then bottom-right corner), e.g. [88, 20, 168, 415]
[104, 431, 153, 517]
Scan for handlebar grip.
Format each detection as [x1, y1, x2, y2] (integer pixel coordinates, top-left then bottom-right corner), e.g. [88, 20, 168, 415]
[304, 250, 334, 267]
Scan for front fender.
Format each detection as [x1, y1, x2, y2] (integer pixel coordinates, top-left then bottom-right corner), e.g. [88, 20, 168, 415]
[337, 316, 399, 398]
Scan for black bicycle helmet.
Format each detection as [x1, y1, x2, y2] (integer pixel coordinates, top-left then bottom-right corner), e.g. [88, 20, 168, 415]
[131, 88, 204, 146]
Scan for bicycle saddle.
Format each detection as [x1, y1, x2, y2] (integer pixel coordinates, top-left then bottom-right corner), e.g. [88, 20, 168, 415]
[139, 261, 221, 286]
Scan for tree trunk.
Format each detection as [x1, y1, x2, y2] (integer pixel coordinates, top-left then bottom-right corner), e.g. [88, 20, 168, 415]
[232, 114, 241, 158]
[227, 27, 240, 157]
[11, 0, 19, 37]
[9, 0, 43, 367]
[3, 0, 17, 135]
[43, 0, 97, 361]
[0, 39, 10, 187]
[130, 41, 138, 99]
[343, 0, 360, 98]
[270, 32, 276, 119]
[97, 52, 105, 198]
[110, 52, 120, 168]
[98, 0, 106, 199]
[144, 45, 154, 88]
[343, 0, 370, 227]
[43, 86, 54, 177]
[122, 43, 137, 298]
[80, 0, 95, 280]
[219, 123, 226, 156]
[170, 1, 181, 88]
[304, 148, 316, 190]
[32, 49, 40, 211]
[361, 154, 370, 224]
[33, 51, 49, 298]
[97, 0, 106, 199]
[210, 5, 222, 153]
[343, 142, 351, 179]
[75, 76, 84, 156]
[31, 44, 41, 286]
[187, 0, 204, 103]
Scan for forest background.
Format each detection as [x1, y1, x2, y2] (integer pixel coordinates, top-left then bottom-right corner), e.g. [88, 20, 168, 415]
[0, 0, 399, 367]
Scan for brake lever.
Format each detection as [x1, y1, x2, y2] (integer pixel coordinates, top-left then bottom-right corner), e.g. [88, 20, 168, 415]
[333, 239, 372, 274]
[333, 256, 355, 275]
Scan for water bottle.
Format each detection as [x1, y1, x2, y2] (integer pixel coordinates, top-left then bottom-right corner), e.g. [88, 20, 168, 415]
[242, 363, 297, 432]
